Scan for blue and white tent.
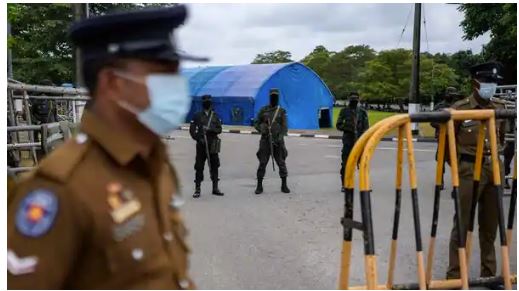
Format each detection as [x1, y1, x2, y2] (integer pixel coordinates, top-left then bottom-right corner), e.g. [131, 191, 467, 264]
[182, 62, 334, 130]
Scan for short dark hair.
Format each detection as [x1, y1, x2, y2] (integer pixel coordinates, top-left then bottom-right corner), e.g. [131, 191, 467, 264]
[82, 58, 129, 105]
[82, 58, 119, 93]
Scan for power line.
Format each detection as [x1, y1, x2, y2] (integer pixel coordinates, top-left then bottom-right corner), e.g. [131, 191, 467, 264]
[396, 4, 414, 48]
[422, 4, 430, 53]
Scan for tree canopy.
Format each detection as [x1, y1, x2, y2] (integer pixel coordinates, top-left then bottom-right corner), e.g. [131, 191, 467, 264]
[8, 3, 168, 84]
[8, 3, 515, 104]
[458, 3, 517, 83]
[252, 50, 293, 64]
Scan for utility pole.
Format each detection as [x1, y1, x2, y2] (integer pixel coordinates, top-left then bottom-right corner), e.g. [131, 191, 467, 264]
[73, 3, 89, 87]
[408, 3, 421, 136]
[7, 20, 13, 79]
[72, 4, 89, 123]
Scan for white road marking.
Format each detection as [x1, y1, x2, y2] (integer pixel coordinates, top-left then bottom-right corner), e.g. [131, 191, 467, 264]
[167, 135, 191, 139]
[314, 134, 329, 139]
[324, 146, 434, 153]
[378, 147, 435, 152]
[391, 137, 418, 142]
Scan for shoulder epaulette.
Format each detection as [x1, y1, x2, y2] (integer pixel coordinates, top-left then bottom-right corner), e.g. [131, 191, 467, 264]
[36, 136, 91, 183]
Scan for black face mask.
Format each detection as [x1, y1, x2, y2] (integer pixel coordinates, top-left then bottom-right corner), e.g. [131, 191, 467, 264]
[349, 100, 358, 109]
[202, 101, 211, 110]
[270, 95, 279, 107]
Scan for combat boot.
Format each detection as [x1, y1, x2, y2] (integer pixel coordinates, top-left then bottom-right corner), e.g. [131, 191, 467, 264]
[281, 177, 290, 193]
[212, 180, 224, 196]
[193, 182, 201, 198]
[255, 178, 263, 194]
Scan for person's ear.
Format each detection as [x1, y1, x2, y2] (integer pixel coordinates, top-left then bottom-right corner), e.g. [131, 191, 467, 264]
[472, 79, 480, 90]
[98, 68, 124, 102]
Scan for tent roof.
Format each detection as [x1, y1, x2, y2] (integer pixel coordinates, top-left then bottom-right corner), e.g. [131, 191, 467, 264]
[182, 66, 231, 96]
[184, 63, 289, 98]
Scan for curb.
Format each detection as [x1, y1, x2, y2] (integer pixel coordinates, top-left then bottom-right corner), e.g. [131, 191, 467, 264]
[169, 126, 437, 143]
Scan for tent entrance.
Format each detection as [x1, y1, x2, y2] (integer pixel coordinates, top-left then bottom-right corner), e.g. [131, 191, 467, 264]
[318, 107, 331, 128]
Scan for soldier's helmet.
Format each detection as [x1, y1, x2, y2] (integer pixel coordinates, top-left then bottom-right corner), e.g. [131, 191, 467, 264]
[445, 86, 457, 96]
[349, 91, 360, 101]
[269, 88, 280, 96]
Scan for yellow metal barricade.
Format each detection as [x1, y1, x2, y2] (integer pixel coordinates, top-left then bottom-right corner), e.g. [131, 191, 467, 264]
[338, 109, 516, 290]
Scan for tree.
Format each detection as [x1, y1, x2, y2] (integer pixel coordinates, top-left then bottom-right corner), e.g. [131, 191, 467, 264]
[357, 59, 398, 103]
[445, 50, 484, 94]
[300, 45, 378, 100]
[458, 3, 517, 83]
[8, 4, 74, 83]
[251, 50, 293, 64]
[358, 49, 459, 104]
[300, 45, 333, 79]
[420, 58, 458, 103]
[8, 3, 168, 84]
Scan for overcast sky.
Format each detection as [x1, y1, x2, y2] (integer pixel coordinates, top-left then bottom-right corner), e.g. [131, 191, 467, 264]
[176, 3, 490, 67]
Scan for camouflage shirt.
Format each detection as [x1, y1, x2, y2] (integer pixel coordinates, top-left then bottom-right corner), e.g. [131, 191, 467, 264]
[254, 105, 288, 143]
[336, 107, 369, 142]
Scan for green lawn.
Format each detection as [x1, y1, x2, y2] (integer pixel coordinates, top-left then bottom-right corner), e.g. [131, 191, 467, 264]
[332, 107, 396, 128]
[331, 107, 435, 137]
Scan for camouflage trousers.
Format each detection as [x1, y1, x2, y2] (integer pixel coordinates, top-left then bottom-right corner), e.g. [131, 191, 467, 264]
[256, 139, 288, 179]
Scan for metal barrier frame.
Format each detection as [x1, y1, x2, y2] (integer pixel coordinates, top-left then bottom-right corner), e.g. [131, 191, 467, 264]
[338, 109, 516, 290]
[7, 82, 87, 172]
[7, 122, 66, 173]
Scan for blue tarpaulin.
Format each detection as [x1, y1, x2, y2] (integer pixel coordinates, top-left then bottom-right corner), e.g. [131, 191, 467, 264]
[182, 62, 334, 129]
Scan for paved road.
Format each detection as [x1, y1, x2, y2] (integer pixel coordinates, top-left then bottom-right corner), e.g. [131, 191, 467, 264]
[165, 130, 516, 289]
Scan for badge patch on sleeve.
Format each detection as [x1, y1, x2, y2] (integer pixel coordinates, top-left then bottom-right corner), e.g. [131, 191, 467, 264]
[15, 189, 59, 237]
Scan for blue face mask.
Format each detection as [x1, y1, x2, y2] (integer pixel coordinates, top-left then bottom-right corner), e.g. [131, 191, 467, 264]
[476, 80, 497, 100]
[115, 72, 191, 136]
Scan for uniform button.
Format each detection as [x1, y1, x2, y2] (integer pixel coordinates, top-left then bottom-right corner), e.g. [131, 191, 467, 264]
[179, 278, 190, 289]
[163, 232, 174, 242]
[75, 133, 88, 144]
[132, 248, 144, 261]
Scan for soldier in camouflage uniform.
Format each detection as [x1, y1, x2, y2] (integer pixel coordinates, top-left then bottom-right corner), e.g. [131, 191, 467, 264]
[431, 86, 463, 133]
[189, 95, 224, 198]
[30, 79, 58, 125]
[336, 92, 369, 191]
[31, 79, 59, 159]
[254, 88, 290, 194]
[446, 62, 507, 284]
